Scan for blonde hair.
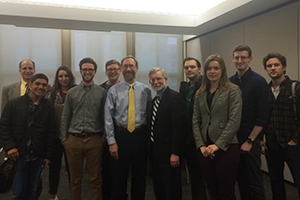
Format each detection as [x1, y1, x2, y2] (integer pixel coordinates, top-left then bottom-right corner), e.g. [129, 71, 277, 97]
[197, 54, 234, 96]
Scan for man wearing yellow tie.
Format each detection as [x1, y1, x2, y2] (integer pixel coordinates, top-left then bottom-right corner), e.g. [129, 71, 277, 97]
[105, 55, 152, 200]
[1, 59, 36, 112]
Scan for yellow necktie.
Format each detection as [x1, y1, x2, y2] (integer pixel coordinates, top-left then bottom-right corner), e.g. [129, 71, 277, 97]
[127, 84, 135, 133]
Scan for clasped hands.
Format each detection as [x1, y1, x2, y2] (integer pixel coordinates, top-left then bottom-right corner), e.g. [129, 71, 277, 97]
[200, 144, 219, 159]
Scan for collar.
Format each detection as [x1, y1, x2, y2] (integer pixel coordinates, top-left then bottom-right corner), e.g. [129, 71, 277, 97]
[25, 93, 44, 105]
[188, 75, 202, 87]
[268, 75, 291, 88]
[124, 81, 136, 88]
[21, 79, 27, 87]
[157, 86, 168, 100]
[235, 67, 252, 80]
[80, 81, 94, 89]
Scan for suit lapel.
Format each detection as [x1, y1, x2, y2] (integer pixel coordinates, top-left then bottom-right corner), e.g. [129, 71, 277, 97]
[209, 89, 221, 110]
[13, 82, 21, 97]
[154, 87, 170, 118]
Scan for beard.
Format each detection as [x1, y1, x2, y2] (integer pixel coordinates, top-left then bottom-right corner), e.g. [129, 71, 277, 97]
[82, 74, 94, 83]
[123, 71, 135, 82]
[152, 85, 165, 92]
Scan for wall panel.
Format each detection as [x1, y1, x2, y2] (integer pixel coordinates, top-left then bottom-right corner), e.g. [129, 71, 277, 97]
[244, 3, 299, 81]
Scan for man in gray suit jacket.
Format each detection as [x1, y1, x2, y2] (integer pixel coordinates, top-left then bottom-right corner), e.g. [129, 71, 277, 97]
[1, 59, 35, 112]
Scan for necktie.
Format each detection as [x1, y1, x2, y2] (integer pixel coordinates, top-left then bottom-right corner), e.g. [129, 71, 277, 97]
[150, 96, 160, 142]
[127, 84, 135, 133]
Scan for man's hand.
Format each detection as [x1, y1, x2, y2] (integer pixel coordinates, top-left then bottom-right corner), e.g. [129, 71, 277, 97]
[260, 140, 268, 155]
[170, 154, 180, 168]
[109, 143, 119, 160]
[240, 142, 252, 153]
[7, 148, 19, 161]
[44, 158, 50, 167]
[288, 140, 298, 146]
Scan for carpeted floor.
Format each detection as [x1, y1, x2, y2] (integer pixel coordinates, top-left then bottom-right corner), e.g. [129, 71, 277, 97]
[0, 158, 298, 200]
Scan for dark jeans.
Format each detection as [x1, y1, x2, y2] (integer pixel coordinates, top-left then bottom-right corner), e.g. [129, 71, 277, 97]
[199, 144, 240, 200]
[237, 139, 266, 200]
[184, 142, 207, 200]
[12, 156, 44, 200]
[49, 138, 70, 195]
[265, 144, 300, 200]
[111, 127, 148, 200]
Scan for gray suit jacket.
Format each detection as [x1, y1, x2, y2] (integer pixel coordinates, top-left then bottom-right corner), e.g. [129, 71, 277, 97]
[1, 81, 21, 112]
[192, 84, 242, 151]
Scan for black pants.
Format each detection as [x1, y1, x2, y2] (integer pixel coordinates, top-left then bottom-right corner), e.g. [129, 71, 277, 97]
[111, 127, 148, 200]
[184, 142, 208, 200]
[101, 140, 112, 200]
[237, 139, 266, 200]
[49, 138, 70, 195]
[150, 145, 182, 200]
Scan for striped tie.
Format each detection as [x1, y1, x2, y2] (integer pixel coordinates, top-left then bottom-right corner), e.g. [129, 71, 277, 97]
[150, 96, 160, 142]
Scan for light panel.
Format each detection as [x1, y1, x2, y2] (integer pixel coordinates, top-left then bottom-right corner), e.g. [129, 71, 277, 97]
[3, 0, 226, 16]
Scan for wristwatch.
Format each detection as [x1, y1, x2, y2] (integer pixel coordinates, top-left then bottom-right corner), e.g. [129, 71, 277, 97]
[246, 137, 254, 144]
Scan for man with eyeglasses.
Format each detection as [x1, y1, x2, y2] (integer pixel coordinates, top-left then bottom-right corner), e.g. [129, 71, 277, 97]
[100, 59, 121, 91]
[179, 57, 207, 200]
[229, 45, 269, 200]
[100, 59, 121, 200]
[148, 67, 185, 200]
[60, 57, 107, 200]
[105, 55, 151, 200]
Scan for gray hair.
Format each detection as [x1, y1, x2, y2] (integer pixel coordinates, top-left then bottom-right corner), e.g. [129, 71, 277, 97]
[148, 67, 168, 79]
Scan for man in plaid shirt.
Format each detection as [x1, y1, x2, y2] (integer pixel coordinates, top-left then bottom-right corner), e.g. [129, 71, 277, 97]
[263, 53, 300, 200]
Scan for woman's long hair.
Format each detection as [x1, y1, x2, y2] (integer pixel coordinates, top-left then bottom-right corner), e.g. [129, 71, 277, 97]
[197, 54, 234, 96]
[49, 66, 76, 102]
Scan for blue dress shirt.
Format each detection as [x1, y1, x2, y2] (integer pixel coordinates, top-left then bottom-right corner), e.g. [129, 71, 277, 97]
[105, 81, 152, 145]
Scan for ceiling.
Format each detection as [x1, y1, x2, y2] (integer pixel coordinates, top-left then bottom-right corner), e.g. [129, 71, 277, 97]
[0, 0, 296, 36]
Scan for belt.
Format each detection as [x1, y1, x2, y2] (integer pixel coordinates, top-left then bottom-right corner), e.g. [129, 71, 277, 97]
[115, 125, 145, 133]
[69, 132, 100, 138]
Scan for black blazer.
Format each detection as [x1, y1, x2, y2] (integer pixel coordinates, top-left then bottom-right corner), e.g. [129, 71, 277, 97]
[148, 86, 185, 163]
[179, 75, 203, 141]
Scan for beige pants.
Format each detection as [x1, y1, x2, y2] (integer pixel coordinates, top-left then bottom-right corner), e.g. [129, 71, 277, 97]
[64, 134, 103, 200]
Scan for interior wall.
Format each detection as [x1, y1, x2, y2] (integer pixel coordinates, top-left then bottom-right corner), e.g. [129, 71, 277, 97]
[187, 1, 300, 81]
[186, 1, 299, 183]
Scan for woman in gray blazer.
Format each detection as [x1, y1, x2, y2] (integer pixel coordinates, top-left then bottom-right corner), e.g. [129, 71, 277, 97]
[193, 54, 242, 200]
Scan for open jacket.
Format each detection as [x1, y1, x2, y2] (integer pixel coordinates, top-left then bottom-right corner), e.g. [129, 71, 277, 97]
[193, 84, 242, 151]
[0, 93, 54, 159]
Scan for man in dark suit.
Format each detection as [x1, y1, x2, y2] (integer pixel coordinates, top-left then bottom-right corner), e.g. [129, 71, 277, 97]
[148, 67, 185, 200]
[1, 59, 36, 112]
[179, 57, 207, 200]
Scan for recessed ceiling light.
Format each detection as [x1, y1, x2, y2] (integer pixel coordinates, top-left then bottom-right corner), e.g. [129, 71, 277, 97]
[3, 0, 226, 16]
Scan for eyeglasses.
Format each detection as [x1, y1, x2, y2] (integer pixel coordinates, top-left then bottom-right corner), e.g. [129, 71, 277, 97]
[233, 56, 249, 61]
[106, 68, 120, 72]
[81, 68, 95, 73]
[149, 77, 164, 84]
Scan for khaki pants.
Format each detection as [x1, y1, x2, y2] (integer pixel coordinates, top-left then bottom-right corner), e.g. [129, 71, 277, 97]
[64, 134, 103, 200]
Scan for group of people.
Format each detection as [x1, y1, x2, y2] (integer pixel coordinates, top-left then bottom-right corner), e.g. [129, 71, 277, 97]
[0, 44, 299, 200]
